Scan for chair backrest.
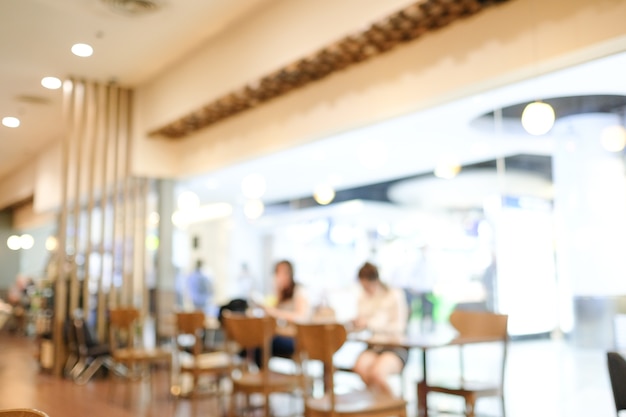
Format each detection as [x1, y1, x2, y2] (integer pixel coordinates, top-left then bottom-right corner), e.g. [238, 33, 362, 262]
[221, 311, 276, 372]
[0, 408, 50, 417]
[175, 311, 205, 355]
[296, 322, 347, 402]
[449, 309, 508, 340]
[296, 322, 346, 363]
[109, 307, 140, 349]
[607, 351, 626, 413]
[449, 309, 508, 388]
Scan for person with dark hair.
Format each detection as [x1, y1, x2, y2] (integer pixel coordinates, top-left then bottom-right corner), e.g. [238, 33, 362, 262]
[260, 260, 310, 363]
[351, 261, 408, 396]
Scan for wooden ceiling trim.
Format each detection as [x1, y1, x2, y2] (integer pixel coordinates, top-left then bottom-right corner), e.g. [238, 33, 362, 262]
[149, 0, 511, 140]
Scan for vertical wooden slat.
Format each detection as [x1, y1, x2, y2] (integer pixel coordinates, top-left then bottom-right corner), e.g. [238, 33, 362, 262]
[96, 84, 111, 341]
[127, 91, 137, 311]
[82, 81, 99, 317]
[118, 88, 130, 307]
[122, 90, 137, 309]
[69, 80, 85, 316]
[52, 79, 74, 377]
[108, 86, 120, 310]
[124, 90, 140, 317]
[139, 178, 149, 318]
[54, 80, 140, 358]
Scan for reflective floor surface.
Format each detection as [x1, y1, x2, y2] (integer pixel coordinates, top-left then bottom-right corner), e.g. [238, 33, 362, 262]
[0, 331, 616, 417]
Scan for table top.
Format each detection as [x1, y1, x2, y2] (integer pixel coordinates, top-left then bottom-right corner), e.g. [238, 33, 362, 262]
[350, 328, 505, 350]
[206, 313, 505, 349]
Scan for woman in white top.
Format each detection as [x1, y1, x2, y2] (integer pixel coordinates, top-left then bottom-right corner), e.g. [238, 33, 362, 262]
[352, 262, 408, 396]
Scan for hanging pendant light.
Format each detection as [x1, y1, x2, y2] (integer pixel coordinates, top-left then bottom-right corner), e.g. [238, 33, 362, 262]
[521, 101, 555, 135]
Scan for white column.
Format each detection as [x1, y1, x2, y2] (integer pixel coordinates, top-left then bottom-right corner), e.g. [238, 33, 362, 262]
[552, 112, 626, 343]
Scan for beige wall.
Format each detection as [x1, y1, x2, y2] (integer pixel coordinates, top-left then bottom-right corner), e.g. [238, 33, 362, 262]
[13, 201, 56, 231]
[0, 160, 35, 210]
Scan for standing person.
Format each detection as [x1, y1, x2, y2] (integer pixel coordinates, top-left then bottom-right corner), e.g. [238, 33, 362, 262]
[230, 262, 257, 302]
[482, 250, 498, 312]
[186, 260, 213, 313]
[412, 244, 438, 331]
[352, 262, 408, 397]
[260, 260, 310, 363]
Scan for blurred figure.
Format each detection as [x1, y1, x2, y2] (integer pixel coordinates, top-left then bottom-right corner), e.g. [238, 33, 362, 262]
[186, 260, 214, 314]
[7, 275, 34, 335]
[230, 262, 257, 302]
[260, 260, 310, 364]
[352, 262, 408, 396]
[174, 267, 186, 309]
[482, 250, 498, 312]
[411, 245, 438, 331]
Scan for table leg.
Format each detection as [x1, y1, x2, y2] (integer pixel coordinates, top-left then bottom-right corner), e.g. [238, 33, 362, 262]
[417, 349, 429, 417]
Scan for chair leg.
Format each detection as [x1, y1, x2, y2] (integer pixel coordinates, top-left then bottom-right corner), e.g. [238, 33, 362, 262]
[63, 353, 78, 377]
[69, 359, 87, 380]
[264, 392, 270, 417]
[75, 357, 106, 385]
[464, 394, 477, 417]
[417, 381, 428, 417]
[500, 394, 506, 417]
[229, 390, 237, 417]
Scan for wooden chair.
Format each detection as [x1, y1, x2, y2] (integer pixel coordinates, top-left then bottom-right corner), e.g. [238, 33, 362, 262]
[296, 322, 407, 417]
[0, 409, 49, 417]
[607, 351, 626, 415]
[221, 311, 302, 417]
[172, 310, 231, 398]
[417, 309, 508, 417]
[108, 307, 173, 394]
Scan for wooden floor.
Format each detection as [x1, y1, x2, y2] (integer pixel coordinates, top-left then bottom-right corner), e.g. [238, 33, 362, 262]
[1, 328, 618, 417]
[0, 333, 228, 417]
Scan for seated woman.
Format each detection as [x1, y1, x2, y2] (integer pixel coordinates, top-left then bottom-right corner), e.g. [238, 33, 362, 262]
[260, 260, 311, 362]
[352, 262, 408, 396]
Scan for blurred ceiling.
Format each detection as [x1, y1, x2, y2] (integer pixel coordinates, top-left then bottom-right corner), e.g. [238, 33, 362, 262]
[175, 50, 626, 211]
[2, 1, 626, 215]
[0, 0, 269, 181]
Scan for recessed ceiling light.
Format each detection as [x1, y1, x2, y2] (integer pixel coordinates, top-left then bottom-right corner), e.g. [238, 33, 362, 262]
[7, 235, 20, 250]
[45, 236, 58, 251]
[243, 199, 264, 220]
[41, 77, 62, 90]
[101, 0, 163, 16]
[2, 117, 20, 128]
[71, 43, 94, 57]
[20, 234, 34, 250]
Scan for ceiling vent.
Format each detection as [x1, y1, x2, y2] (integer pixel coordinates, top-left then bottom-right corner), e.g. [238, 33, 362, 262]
[101, 0, 163, 16]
